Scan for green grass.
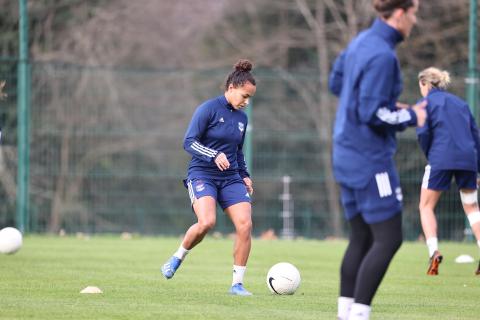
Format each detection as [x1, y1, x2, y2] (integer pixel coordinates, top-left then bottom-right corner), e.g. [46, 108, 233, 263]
[1, 236, 479, 319]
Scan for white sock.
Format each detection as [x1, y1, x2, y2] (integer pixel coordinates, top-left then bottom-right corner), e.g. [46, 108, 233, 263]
[426, 237, 438, 257]
[173, 245, 189, 260]
[232, 265, 246, 285]
[477, 240, 480, 249]
[348, 303, 371, 320]
[337, 296, 354, 320]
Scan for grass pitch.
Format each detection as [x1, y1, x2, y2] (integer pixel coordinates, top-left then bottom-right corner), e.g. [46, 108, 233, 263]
[1, 235, 479, 319]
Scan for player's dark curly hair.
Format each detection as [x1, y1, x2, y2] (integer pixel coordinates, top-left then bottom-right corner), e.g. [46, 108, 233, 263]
[224, 59, 256, 90]
[373, 0, 415, 19]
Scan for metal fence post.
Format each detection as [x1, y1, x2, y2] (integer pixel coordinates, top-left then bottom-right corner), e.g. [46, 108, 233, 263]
[467, 0, 478, 117]
[17, 0, 30, 233]
[280, 175, 294, 239]
[465, 0, 478, 241]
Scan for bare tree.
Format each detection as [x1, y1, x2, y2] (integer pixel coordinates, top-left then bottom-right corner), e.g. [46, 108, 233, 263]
[24, 0, 232, 232]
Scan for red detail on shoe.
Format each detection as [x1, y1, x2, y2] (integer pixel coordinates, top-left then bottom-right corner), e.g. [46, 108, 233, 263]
[427, 250, 443, 276]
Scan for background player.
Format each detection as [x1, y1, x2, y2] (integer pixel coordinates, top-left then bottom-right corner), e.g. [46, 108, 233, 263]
[416, 67, 480, 276]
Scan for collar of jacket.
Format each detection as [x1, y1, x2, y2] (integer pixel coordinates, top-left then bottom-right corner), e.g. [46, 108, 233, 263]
[427, 88, 446, 96]
[219, 94, 235, 111]
[371, 18, 404, 49]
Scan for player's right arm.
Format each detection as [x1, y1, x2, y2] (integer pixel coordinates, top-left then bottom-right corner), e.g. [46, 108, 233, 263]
[183, 105, 219, 163]
[416, 100, 432, 159]
[357, 53, 425, 132]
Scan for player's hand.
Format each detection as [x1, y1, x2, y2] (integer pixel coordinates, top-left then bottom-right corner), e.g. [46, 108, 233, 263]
[396, 102, 410, 109]
[412, 100, 427, 127]
[243, 177, 253, 196]
[214, 152, 230, 171]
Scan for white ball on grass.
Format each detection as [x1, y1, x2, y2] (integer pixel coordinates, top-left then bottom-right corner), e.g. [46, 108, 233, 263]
[266, 262, 301, 295]
[0, 227, 23, 254]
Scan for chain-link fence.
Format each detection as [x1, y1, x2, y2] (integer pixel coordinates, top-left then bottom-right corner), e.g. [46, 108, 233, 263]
[0, 60, 477, 240]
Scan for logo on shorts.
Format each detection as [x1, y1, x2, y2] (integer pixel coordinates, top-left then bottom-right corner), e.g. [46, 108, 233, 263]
[245, 192, 250, 198]
[395, 187, 403, 202]
[195, 182, 205, 192]
[238, 122, 244, 132]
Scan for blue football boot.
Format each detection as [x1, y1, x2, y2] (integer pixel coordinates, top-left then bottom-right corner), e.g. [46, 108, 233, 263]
[161, 256, 182, 279]
[229, 283, 252, 296]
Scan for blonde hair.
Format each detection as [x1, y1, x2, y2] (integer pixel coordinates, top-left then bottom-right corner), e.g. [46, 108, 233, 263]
[418, 67, 451, 90]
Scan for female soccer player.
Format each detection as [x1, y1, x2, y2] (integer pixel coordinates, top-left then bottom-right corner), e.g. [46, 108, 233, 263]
[416, 67, 480, 276]
[329, 1, 426, 319]
[161, 59, 256, 296]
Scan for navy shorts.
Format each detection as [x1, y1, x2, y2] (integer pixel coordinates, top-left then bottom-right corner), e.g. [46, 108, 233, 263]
[185, 177, 251, 210]
[422, 165, 477, 191]
[340, 167, 403, 224]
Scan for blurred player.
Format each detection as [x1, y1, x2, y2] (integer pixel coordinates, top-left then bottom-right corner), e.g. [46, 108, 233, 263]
[329, 0, 426, 319]
[416, 67, 480, 276]
[161, 59, 256, 296]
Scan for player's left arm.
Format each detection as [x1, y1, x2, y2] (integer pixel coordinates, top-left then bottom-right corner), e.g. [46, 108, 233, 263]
[328, 50, 346, 96]
[416, 103, 432, 159]
[237, 123, 253, 195]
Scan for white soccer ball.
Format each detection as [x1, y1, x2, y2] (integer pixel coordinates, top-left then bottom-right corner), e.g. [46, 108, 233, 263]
[0, 227, 23, 254]
[266, 262, 301, 295]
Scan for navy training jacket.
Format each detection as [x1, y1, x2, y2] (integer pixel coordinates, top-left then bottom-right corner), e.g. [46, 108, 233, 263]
[329, 18, 418, 189]
[416, 88, 480, 172]
[183, 95, 250, 180]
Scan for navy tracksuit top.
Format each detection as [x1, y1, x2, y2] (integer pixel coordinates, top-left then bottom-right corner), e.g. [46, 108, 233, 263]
[329, 18, 417, 189]
[183, 95, 250, 180]
[416, 89, 480, 173]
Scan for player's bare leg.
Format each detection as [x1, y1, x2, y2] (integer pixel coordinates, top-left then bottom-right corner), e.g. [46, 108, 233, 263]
[460, 189, 480, 275]
[419, 188, 443, 275]
[225, 202, 252, 295]
[182, 196, 217, 249]
[161, 196, 216, 279]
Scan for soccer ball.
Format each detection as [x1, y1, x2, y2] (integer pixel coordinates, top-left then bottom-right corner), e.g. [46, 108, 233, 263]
[0, 227, 23, 254]
[266, 262, 301, 295]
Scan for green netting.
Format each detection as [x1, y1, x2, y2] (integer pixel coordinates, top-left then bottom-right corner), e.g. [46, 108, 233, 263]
[0, 60, 478, 240]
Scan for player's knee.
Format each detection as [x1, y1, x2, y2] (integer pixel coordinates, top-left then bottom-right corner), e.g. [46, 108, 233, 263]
[460, 190, 478, 205]
[237, 219, 252, 235]
[198, 219, 216, 233]
[467, 211, 480, 227]
[418, 202, 425, 212]
[419, 201, 435, 215]
[378, 230, 402, 254]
